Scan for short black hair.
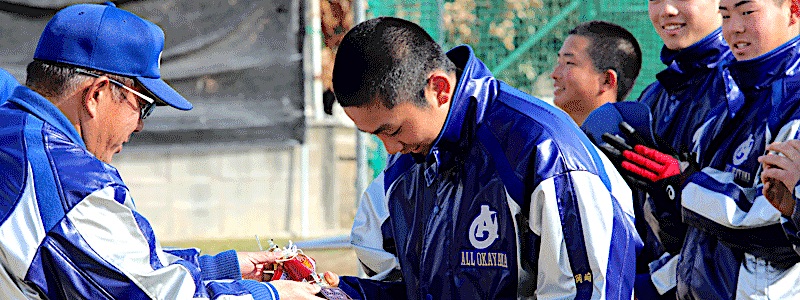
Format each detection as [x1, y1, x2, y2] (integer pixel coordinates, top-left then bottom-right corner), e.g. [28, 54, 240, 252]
[569, 20, 642, 102]
[331, 17, 455, 110]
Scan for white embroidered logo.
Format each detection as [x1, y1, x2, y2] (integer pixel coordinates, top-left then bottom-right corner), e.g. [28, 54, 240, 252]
[469, 205, 499, 249]
[158, 51, 163, 70]
[733, 134, 754, 166]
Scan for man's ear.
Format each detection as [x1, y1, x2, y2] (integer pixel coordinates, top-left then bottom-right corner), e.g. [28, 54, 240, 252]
[427, 71, 453, 107]
[599, 69, 618, 94]
[82, 77, 110, 118]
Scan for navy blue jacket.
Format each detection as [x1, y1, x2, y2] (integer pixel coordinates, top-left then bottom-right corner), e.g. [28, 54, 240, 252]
[678, 35, 800, 300]
[640, 28, 734, 255]
[632, 29, 734, 295]
[344, 46, 641, 299]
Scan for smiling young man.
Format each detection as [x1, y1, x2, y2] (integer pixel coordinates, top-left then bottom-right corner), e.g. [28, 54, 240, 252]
[551, 20, 642, 126]
[333, 17, 641, 299]
[0, 3, 325, 299]
[593, 0, 733, 298]
[673, 0, 800, 298]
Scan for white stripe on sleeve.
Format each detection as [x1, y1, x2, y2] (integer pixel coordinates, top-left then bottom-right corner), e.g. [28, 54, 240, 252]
[530, 171, 617, 299]
[0, 164, 47, 299]
[68, 186, 197, 299]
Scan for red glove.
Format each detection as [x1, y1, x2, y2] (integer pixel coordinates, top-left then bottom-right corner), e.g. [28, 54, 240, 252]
[621, 145, 697, 202]
[622, 145, 681, 182]
[270, 253, 317, 282]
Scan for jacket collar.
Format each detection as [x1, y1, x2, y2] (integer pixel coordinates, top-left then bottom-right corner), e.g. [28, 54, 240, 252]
[729, 35, 800, 92]
[656, 28, 732, 91]
[422, 45, 498, 164]
[7, 85, 86, 149]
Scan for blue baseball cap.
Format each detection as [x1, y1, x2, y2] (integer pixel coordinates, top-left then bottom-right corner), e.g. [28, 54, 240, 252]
[34, 2, 192, 110]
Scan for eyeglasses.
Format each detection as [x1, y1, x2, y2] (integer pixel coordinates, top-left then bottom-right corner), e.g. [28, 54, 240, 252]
[75, 69, 156, 119]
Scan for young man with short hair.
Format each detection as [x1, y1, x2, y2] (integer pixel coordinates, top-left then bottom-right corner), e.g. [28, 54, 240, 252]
[334, 17, 641, 299]
[670, 0, 800, 298]
[551, 20, 642, 125]
[604, 0, 732, 297]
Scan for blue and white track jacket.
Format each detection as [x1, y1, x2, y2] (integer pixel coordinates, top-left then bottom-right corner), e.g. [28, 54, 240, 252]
[343, 45, 641, 299]
[677, 35, 800, 300]
[636, 28, 734, 294]
[0, 86, 279, 299]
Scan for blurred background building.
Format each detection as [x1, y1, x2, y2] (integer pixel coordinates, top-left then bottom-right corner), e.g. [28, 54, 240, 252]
[0, 0, 660, 245]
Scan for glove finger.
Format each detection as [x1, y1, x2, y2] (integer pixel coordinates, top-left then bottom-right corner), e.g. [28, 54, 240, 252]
[622, 160, 659, 182]
[602, 133, 633, 152]
[634, 144, 676, 164]
[599, 143, 622, 159]
[623, 149, 666, 172]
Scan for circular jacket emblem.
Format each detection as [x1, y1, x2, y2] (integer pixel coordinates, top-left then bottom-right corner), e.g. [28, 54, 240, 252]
[733, 134, 754, 166]
[469, 205, 499, 249]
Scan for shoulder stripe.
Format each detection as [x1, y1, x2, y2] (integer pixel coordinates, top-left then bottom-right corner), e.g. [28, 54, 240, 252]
[553, 173, 593, 299]
[24, 116, 63, 232]
[605, 193, 639, 299]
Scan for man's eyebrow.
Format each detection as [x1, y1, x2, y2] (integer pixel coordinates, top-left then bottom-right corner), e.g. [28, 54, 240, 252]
[365, 124, 391, 135]
[721, 0, 751, 9]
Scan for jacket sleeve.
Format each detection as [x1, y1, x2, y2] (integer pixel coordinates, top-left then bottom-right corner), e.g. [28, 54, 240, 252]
[527, 166, 639, 299]
[349, 172, 402, 281]
[35, 185, 279, 300]
[681, 121, 800, 263]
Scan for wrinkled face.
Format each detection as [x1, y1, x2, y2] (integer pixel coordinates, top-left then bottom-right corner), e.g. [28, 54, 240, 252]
[87, 83, 146, 163]
[551, 35, 605, 122]
[344, 96, 448, 156]
[720, 0, 794, 60]
[649, 0, 723, 50]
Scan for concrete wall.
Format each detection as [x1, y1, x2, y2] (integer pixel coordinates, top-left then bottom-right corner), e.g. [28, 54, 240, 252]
[113, 124, 364, 242]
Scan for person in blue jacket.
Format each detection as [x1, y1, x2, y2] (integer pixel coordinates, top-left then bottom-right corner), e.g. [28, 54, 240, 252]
[676, 0, 800, 298]
[331, 17, 641, 299]
[0, 3, 325, 299]
[603, 0, 733, 298]
[0, 68, 20, 103]
[616, 0, 800, 298]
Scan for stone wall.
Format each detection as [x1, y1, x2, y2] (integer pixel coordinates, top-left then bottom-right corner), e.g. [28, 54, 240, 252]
[113, 125, 363, 242]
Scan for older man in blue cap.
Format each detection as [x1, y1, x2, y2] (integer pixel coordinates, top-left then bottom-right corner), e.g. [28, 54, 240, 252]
[0, 2, 326, 299]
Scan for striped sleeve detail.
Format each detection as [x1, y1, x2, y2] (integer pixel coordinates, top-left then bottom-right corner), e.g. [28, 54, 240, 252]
[23, 116, 63, 232]
[529, 171, 637, 299]
[649, 254, 679, 295]
[66, 187, 200, 299]
[682, 168, 781, 229]
[0, 164, 47, 298]
[350, 173, 402, 280]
